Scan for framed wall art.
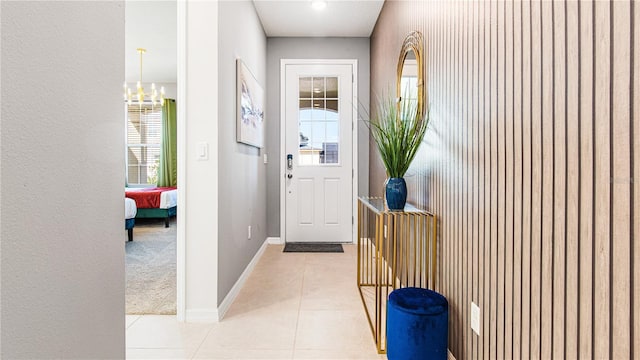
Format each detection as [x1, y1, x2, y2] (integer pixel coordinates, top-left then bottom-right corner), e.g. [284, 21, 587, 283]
[237, 59, 264, 148]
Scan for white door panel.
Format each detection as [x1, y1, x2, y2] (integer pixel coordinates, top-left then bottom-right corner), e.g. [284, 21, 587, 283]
[284, 63, 353, 243]
[324, 178, 339, 225]
[297, 178, 314, 225]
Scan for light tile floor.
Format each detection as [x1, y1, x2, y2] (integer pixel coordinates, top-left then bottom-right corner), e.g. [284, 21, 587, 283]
[126, 244, 387, 359]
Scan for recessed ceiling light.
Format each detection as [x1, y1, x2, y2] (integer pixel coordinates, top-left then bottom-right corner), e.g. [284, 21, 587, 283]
[311, 0, 327, 11]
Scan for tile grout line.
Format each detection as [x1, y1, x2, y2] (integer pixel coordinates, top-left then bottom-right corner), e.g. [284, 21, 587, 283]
[290, 253, 307, 359]
[125, 315, 142, 330]
[189, 322, 217, 359]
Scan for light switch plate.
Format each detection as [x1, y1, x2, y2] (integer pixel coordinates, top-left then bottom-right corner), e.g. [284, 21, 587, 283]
[263, 153, 268, 164]
[197, 142, 208, 161]
[471, 302, 480, 335]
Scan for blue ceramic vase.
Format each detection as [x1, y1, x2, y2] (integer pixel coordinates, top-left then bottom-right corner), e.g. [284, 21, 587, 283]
[385, 177, 407, 211]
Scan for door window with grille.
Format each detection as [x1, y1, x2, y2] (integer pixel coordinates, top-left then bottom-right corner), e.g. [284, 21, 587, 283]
[298, 76, 340, 166]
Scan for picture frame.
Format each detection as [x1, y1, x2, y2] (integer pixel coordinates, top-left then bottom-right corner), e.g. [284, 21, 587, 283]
[236, 59, 264, 148]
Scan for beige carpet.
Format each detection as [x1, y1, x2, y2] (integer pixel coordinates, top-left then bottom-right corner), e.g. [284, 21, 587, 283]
[125, 218, 176, 315]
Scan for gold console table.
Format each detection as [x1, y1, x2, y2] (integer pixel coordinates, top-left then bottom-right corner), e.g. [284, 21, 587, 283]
[357, 197, 437, 354]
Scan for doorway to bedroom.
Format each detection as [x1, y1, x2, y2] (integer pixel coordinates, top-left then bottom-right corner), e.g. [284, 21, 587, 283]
[124, 0, 179, 316]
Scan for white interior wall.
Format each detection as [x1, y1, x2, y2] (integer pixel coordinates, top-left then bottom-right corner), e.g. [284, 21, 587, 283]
[183, 1, 220, 321]
[1, 1, 125, 357]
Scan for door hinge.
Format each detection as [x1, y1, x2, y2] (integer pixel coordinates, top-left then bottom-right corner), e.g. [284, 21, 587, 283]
[352, 216, 354, 225]
[352, 169, 354, 178]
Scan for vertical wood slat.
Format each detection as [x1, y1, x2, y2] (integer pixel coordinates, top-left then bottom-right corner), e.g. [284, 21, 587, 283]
[447, 2, 456, 355]
[463, 9, 469, 349]
[458, 1, 465, 354]
[447, 2, 456, 354]
[430, 0, 436, 292]
[552, 0, 567, 358]
[512, 1, 523, 358]
[504, 1, 514, 358]
[463, 2, 470, 356]
[466, 1, 474, 358]
[634, 3, 640, 359]
[475, 1, 486, 358]
[454, 2, 461, 355]
[565, 1, 580, 358]
[482, 1, 491, 359]
[520, 1, 533, 358]
[540, 1, 554, 358]
[490, 0, 499, 357]
[530, 1, 543, 358]
[496, 1, 506, 358]
[611, 1, 632, 358]
[435, 0, 442, 294]
[594, 1, 611, 358]
[471, 1, 480, 359]
[443, 2, 453, 352]
[578, 1, 595, 358]
[456, 5, 462, 345]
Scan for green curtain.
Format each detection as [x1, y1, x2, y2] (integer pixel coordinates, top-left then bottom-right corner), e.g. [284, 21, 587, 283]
[157, 99, 177, 187]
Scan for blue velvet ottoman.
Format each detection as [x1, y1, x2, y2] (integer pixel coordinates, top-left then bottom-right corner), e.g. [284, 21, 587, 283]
[386, 287, 448, 360]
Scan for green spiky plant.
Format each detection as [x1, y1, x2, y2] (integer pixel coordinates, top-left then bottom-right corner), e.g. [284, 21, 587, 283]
[368, 92, 429, 178]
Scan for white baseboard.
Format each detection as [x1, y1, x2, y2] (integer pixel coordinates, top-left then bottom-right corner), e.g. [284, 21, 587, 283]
[217, 238, 269, 320]
[448, 349, 456, 360]
[185, 308, 219, 323]
[266, 237, 282, 244]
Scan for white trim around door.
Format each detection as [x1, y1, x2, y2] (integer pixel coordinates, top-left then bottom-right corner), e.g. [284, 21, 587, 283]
[176, 0, 186, 322]
[279, 59, 358, 244]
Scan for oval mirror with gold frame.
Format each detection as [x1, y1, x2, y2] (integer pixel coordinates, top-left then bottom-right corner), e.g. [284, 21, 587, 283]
[397, 31, 425, 118]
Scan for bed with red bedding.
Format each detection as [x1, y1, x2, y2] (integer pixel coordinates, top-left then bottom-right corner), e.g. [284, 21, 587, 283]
[125, 187, 177, 227]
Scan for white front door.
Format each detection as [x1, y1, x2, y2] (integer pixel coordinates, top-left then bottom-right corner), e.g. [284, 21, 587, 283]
[283, 62, 354, 243]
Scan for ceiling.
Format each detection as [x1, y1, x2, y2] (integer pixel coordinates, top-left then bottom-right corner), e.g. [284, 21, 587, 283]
[124, 0, 384, 83]
[253, 0, 384, 37]
[125, 1, 177, 83]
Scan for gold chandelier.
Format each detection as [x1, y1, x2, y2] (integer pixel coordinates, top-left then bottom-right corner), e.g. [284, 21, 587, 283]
[123, 48, 165, 106]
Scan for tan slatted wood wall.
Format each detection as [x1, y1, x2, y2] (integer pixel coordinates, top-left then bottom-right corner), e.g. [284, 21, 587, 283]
[369, 1, 638, 358]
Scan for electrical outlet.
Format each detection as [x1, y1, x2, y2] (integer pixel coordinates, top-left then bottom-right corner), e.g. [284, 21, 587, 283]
[247, 226, 251, 240]
[471, 302, 480, 335]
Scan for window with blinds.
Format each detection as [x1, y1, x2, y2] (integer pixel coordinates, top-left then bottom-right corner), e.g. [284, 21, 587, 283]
[126, 103, 161, 185]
